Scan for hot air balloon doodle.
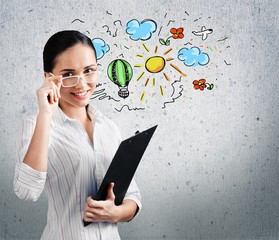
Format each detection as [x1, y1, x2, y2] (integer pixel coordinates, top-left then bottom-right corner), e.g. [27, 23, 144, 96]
[107, 59, 133, 99]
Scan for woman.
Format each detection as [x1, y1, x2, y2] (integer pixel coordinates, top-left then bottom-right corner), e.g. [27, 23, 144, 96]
[13, 30, 141, 239]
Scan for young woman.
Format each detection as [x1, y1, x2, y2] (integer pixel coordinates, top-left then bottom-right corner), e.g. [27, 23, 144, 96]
[13, 30, 141, 239]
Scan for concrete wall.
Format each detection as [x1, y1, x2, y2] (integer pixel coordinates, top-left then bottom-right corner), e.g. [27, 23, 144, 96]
[0, 0, 278, 239]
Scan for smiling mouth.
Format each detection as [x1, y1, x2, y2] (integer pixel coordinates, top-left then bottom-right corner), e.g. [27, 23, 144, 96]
[71, 90, 90, 96]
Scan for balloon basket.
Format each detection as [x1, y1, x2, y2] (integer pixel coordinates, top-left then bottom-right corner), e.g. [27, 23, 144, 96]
[118, 88, 129, 99]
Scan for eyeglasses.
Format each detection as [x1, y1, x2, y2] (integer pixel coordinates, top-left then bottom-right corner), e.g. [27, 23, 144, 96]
[49, 70, 99, 88]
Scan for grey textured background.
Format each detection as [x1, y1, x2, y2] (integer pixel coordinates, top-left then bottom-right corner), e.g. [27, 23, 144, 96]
[1, 0, 279, 239]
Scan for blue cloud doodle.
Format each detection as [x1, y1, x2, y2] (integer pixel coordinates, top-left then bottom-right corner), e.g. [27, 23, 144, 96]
[92, 38, 110, 60]
[126, 19, 157, 41]
[178, 47, 210, 67]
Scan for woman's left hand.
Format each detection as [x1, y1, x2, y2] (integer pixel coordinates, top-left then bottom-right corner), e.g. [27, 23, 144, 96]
[84, 183, 119, 223]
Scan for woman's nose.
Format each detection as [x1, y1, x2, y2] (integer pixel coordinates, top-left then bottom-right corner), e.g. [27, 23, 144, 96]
[76, 76, 87, 88]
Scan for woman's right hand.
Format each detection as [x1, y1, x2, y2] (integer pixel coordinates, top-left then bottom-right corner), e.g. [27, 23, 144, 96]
[36, 74, 62, 115]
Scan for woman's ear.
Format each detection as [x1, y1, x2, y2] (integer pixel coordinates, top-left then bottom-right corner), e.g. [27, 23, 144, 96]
[44, 72, 53, 78]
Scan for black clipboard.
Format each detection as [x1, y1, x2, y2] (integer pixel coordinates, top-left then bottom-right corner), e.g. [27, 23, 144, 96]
[83, 125, 157, 227]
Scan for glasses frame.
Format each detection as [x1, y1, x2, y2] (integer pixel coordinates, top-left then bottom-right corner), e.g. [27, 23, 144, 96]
[49, 71, 99, 88]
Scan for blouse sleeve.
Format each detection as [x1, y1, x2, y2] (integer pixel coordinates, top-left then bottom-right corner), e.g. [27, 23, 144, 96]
[13, 116, 47, 202]
[124, 178, 142, 216]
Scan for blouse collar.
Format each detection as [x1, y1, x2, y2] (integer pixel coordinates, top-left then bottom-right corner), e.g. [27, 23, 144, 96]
[51, 103, 103, 127]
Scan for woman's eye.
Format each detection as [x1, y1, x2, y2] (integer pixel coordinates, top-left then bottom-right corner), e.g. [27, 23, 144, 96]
[63, 72, 74, 77]
[85, 68, 96, 74]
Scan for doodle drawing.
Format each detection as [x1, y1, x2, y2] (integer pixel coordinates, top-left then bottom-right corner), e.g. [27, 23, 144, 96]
[107, 59, 133, 99]
[192, 26, 213, 40]
[159, 27, 184, 46]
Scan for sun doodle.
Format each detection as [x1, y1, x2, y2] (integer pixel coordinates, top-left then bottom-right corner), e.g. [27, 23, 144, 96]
[134, 43, 187, 102]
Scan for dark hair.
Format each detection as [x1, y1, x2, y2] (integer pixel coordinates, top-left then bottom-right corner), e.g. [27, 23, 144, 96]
[43, 30, 97, 72]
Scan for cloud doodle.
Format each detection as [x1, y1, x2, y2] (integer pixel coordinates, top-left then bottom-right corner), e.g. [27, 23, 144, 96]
[178, 47, 210, 67]
[126, 19, 157, 41]
[92, 38, 110, 60]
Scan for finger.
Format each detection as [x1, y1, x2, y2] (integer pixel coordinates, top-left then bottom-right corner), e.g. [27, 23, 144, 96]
[56, 81, 62, 98]
[108, 182, 115, 193]
[46, 75, 58, 82]
[49, 83, 58, 103]
[84, 217, 94, 222]
[85, 208, 104, 219]
[87, 199, 105, 210]
[50, 82, 60, 102]
[53, 88, 57, 102]
[86, 196, 113, 210]
[84, 203, 101, 217]
[46, 74, 62, 84]
[84, 203, 94, 212]
[86, 197, 100, 209]
[53, 76, 62, 99]
[84, 216, 97, 222]
[107, 182, 115, 200]
[53, 75, 62, 85]
[49, 83, 57, 103]
[48, 89, 54, 104]
[83, 211, 95, 222]
[84, 211, 95, 219]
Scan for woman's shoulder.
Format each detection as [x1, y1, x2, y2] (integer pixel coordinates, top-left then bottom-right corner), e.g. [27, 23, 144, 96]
[17, 113, 38, 137]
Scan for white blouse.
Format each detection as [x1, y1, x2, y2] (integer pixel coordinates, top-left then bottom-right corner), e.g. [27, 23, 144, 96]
[13, 104, 142, 240]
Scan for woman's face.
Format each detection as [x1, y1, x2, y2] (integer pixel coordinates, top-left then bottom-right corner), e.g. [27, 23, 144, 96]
[51, 43, 97, 110]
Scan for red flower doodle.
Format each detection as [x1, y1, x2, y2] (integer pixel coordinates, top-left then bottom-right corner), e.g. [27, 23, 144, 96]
[170, 28, 184, 39]
[159, 27, 185, 46]
[193, 79, 214, 91]
[193, 79, 206, 91]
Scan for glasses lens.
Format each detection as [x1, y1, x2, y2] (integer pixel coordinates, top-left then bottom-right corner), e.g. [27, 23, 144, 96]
[62, 77, 79, 87]
[84, 71, 99, 83]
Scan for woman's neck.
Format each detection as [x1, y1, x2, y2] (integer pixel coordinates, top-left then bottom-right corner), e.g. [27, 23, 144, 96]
[59, 104, 90, 123]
